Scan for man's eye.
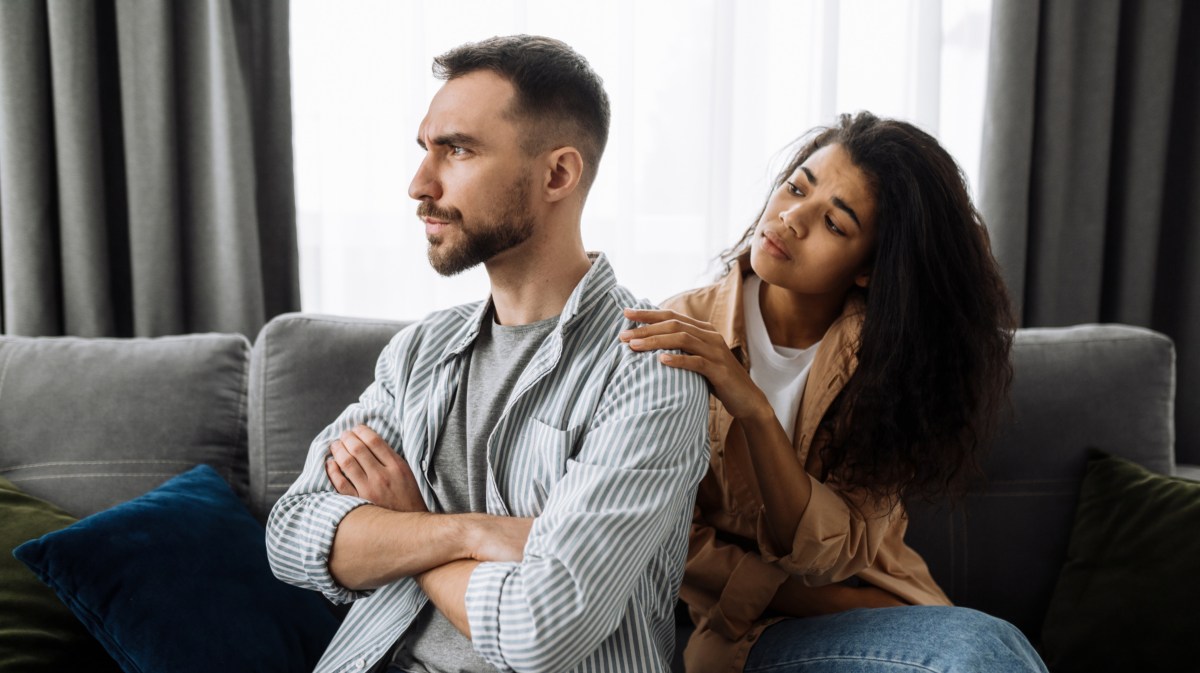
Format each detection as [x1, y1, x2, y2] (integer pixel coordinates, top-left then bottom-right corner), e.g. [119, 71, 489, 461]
[450, 146, 468, 156]
[785, 181, 803, 196]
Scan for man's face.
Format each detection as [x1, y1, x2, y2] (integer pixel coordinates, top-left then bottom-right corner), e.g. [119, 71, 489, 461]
[409, 70, 538, 276]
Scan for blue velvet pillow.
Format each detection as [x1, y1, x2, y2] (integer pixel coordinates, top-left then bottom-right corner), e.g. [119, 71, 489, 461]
[13, 465, 338, 673]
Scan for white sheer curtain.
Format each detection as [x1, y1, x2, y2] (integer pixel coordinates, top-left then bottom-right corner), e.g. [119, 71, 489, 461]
[292, 0, 993, 320]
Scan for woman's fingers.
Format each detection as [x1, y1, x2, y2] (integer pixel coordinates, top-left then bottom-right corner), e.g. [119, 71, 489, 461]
[625, 330, 717, 358]
[622, 308, 712, 331]
[619, 316, 719, 347]
[656, 351, 712, 376]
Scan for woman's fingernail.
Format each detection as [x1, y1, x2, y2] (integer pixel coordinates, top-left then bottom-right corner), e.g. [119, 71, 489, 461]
[630, 339, 644, 348]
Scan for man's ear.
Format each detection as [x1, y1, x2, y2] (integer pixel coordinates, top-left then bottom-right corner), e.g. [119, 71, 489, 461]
[542, 146, 584, 203]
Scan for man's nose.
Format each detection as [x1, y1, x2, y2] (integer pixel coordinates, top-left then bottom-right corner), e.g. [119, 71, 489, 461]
[408, 155, 442, 202]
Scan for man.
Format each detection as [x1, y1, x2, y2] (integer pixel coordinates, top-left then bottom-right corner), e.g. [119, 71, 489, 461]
[266, 35, 709, 673]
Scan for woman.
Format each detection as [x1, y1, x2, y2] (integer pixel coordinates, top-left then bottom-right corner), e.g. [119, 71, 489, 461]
[621, 112, 1047, 672]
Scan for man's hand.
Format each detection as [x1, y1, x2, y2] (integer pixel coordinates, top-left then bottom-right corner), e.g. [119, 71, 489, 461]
[326, 424, 427, 512]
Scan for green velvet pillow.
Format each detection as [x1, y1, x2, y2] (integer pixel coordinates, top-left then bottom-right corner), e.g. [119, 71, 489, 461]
[0, 474, 121, 672]
[1042, 450, 1200, 673]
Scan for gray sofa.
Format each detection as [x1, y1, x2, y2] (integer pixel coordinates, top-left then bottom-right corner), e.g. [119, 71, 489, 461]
[0, 312, 1183, 669]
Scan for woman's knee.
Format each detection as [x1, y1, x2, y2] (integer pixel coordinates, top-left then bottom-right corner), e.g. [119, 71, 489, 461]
[744, 607, 1047, 673]
[914, 607, 1046, 672]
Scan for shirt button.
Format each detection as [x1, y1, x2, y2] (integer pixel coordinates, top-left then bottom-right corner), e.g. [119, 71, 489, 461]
[421, 459, 429, 472]
[354, 658, 365, 669]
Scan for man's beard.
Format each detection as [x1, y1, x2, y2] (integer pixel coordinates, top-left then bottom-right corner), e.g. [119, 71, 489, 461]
[419, 178, 535, 277]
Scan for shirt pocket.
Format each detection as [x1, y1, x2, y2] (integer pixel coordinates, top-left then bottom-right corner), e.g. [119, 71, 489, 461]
[513, 417, 581, 513]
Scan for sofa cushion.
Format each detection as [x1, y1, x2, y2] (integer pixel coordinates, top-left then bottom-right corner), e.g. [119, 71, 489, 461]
[1041, 450, 1200, 673]
[904, 324, 1176, 642]
[0, 474, 121, 672]
[13, 464, 338, 673]
[0, 334, 251, 517]
[248, 313, 407, 520]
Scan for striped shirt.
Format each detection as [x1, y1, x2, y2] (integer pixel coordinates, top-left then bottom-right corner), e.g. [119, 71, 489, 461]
[266, 253, 710, 673]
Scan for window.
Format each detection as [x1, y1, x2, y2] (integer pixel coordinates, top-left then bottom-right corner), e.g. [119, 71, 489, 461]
[292, 0, 993, 320]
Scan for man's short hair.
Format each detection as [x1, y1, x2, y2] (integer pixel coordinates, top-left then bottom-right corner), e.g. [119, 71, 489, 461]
[433, 35, 611, 193]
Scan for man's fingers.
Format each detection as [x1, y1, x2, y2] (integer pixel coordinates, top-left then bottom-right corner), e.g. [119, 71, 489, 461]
[330, 440, 368, 483]
[348, 425, 399, 467]
[340, 429, 386, 468]
[326, 458, 358, 497]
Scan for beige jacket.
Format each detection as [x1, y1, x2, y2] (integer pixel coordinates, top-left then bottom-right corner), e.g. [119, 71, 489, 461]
[664, 259, 950, 673]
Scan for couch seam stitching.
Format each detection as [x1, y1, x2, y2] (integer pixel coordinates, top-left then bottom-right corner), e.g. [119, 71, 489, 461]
[0, 344, 15, 414]
[235, 336, 251, 497]
[254, 322, 275, 515]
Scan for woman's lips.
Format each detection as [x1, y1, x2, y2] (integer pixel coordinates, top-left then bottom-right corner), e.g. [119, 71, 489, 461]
[761, 231, 792, 260]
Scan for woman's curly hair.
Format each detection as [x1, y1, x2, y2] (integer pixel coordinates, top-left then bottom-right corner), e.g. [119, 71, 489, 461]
[721, 112, 1015, 505]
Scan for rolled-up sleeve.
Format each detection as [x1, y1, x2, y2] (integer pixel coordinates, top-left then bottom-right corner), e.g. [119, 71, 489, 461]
[265, 332, 409, 604]
[465, 349, 710, 673]
[756, 474, 903, 585]
[683, 515, 788, 640]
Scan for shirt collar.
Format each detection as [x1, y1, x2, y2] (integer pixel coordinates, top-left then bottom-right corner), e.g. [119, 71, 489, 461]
[440, 251, 615, 361]
[709, 253, 868, 371]
[709, 253, 752, 363]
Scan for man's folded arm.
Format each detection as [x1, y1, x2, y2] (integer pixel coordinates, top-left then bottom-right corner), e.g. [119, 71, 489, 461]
[266, 332, 415, 603]
[458, 350, 710, 673]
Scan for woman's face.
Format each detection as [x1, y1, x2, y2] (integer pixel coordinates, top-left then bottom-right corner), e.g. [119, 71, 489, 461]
[749, 143, 878, 299]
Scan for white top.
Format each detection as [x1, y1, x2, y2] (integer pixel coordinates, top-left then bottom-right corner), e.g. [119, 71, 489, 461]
[743, 275, 821, 442]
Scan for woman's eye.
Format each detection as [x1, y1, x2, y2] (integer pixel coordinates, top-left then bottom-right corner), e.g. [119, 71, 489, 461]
[825, 217, 845, 236]
[785, 181, 803, 196]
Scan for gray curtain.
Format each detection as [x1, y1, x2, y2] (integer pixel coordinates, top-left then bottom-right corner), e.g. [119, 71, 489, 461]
[980, 0, 1200, 464]
[0, 0, 298, 338]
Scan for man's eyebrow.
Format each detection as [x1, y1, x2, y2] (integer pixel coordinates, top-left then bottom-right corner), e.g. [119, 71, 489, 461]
[832, 196, 863, 232]
[416, 131, 481, 150]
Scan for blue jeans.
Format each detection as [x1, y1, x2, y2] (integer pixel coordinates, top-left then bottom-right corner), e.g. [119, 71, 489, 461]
[743, 606, 1048, 673]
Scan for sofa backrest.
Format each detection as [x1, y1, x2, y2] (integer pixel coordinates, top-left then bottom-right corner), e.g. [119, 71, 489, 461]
[905, 323, 1175, 643]
[247, 313, 410, 521]
[0, 333, 251, 518]
[247, 315, 1176, 645]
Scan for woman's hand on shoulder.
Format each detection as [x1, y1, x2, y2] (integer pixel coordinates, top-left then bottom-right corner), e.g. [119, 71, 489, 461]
[621, 308, 772, 422]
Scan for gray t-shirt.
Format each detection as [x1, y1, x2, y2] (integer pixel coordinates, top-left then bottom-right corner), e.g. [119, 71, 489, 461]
[389, 308, 559, 673]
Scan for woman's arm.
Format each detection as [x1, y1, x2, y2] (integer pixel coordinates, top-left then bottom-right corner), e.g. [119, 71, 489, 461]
[621, 308, 811, 553]
[769, 575, 905, 615]
[622, 307, 904, 585]
[686, 506, 902, 638]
